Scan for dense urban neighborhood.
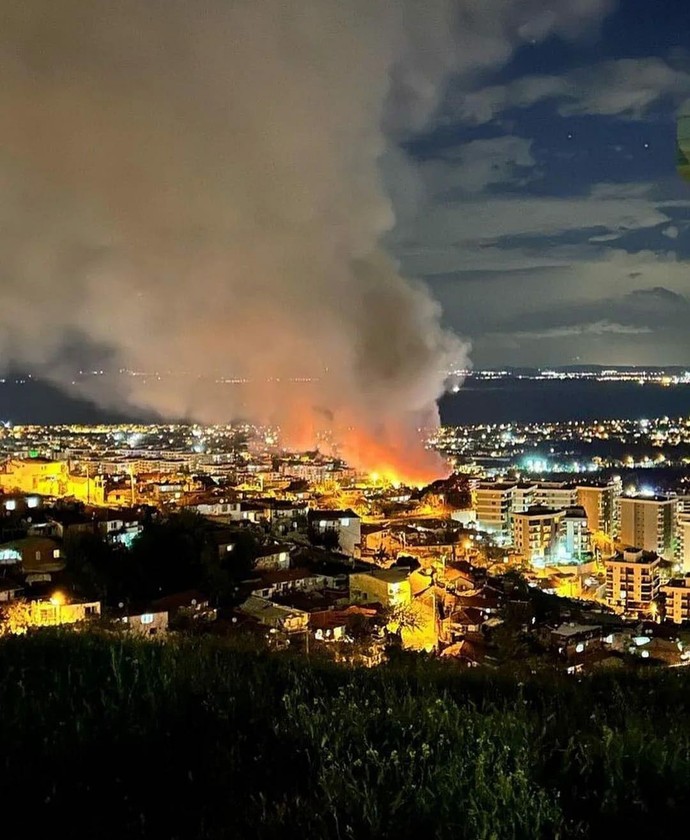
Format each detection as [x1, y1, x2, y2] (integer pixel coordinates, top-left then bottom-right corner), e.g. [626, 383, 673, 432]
[3, 421, 690, 674]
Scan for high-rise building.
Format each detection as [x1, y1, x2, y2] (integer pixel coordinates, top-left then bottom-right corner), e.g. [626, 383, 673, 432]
[605, 548, 660, 615]
[512, 506, 564, 564]
[535, 481, 577, 511]
[619, 495, 676, 557]
[576, 481, 619, 538]
[677, 514, 690, 573]
[558, 506, 591, 563]
[661, 575, 690, 624]
[474, 482, 517, 542]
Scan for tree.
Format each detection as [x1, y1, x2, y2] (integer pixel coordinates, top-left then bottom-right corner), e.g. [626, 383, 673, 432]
[63, 530, 120, 601]
[0, 601, 32, 635]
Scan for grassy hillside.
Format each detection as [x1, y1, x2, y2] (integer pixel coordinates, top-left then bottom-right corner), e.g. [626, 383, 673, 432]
[1, 632, 689, 839]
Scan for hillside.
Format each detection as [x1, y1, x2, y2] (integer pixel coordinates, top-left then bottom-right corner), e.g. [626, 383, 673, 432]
[2, 632, 689, 839]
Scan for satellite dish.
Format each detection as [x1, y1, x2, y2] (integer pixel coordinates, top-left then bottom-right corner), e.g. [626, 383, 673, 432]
[678, 110, 690, 183]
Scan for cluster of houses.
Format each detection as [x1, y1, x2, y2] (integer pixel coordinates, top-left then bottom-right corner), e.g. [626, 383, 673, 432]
[5, 462, 690, 672]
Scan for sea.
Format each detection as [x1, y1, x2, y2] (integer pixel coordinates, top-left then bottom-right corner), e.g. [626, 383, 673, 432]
[2, 374, 690, 427]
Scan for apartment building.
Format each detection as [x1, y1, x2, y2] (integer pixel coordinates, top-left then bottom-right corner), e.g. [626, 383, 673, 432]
[576, 481, 619, 537]
[605, 548, 660, 615]
[512, 506, 564, 564]
[661, 575, 690, 624]
[619, 495, 676, 558]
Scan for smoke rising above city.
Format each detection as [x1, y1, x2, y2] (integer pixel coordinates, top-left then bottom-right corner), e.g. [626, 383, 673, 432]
[0, 0, 614, 477]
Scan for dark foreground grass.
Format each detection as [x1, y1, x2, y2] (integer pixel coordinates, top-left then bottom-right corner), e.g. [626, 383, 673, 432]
[1, 633, 689, 839]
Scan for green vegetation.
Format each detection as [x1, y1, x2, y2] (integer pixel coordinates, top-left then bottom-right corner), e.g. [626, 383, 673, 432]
[63, 513, 259, 605]
[2, 632, 690, 838]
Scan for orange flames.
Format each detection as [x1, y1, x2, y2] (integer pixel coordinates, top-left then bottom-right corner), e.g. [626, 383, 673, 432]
[283, 411, 448, 488]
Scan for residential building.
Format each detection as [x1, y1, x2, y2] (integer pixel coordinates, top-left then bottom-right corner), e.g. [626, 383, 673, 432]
[118, 608, 168, 636]
[27, 597, 101, 628]
[307, 509, 361, 556]
[349, 568, 411, 608]
[0, 536, 64, 579]
[254, 545, 291, 571]
[619, 495, 676, 557]
[237, 595, 309, 633]
[511, 506, 564, 564]
[474, 482, 516, 541]
[605, 548, 660, 615]
[661, 576, 690, 624]
[0, 458, 69, 495]
[513, 483, 537, 514]
[535, 482, 577, 511]
[678, 514, 690, 573]
[557, 506, 591, 563]
[549, 623, 604, 658]
[0, 580, 22, 602]
[577, 481, 619, 537]
[251, 568, 327, 600]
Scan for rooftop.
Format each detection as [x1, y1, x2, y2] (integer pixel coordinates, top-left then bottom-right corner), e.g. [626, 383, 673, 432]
[513, 505, 562, 517]
[353, 567, 410, 585]
[308, 509, 359, 521]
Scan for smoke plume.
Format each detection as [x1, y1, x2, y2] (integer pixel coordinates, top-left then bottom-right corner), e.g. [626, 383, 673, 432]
[0, 0, 613, 480]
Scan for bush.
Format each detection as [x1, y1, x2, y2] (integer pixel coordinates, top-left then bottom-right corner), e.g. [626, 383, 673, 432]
[1, 632, 690, 838]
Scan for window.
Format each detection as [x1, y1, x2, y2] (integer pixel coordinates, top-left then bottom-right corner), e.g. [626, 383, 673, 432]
[35, 551, 41, 561]
[140, 613, 154, 625]
[341, 518, 349, 527]
[53, 549, 60, 559]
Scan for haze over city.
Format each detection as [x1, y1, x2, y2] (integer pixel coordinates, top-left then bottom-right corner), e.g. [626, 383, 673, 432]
[2, 0, 688, 479]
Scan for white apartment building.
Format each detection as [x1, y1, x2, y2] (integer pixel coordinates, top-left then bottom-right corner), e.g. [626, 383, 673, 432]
[512, 506, 564, 564]
[534, 481, 577, 511]
[619, 495, 676, 558]
[558, 506, 591, 563]
[474, 482, 517, 542]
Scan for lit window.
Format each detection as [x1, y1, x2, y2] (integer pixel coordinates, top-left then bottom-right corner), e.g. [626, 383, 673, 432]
[27, 497, 39, 509]
[141, 613, 154, 625]
[35, 551, 41, 561]
[5, 500, 16, 511]
[341, 518, 349, 527]
[320, 520, 327, 528]
[53, 549, 60, 559]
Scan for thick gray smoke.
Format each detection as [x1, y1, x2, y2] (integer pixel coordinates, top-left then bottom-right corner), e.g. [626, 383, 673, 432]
[0, 0, 614, 478]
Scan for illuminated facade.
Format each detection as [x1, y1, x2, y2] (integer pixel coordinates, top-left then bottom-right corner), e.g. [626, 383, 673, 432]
[307, 509, 361, 556]
[511, 506, 564, 564]
[558, 507, 591, 562]
[349, 568, 411, 608]
[661, 576, 690, 624]
[576, 482, 619, 537]
[474, 482, 518, 541]
[619, 495, 676, 558]
[605, 549, 660, 615]
[0, 458, 105, 504]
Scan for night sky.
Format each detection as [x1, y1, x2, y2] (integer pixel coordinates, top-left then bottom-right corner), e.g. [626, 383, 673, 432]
[390, 0, 690, 367]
